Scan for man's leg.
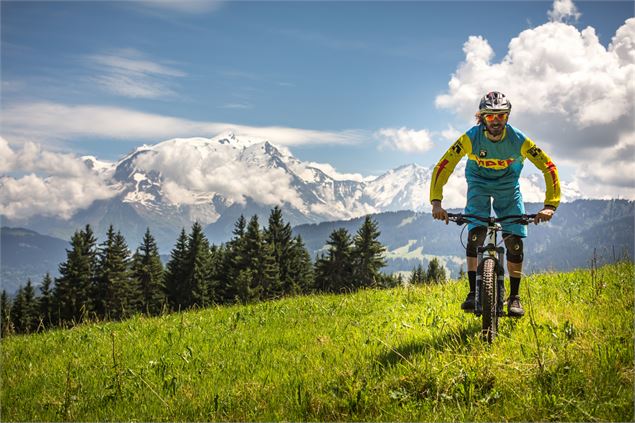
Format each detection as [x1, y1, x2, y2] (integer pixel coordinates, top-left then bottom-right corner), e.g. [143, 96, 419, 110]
[504, 234, 525, 317]
[462, 227, 486, 311]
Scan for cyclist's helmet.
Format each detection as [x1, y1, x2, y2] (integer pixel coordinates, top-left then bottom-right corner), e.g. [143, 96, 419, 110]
[478, 91, 512, 113]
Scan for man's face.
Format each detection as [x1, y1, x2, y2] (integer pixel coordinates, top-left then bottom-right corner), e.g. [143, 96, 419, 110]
[483, 112, 508, 137]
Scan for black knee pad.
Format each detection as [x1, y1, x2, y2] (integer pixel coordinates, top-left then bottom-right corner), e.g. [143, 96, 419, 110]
[504, 234, 524, 263]
[466, 227, 487, 257]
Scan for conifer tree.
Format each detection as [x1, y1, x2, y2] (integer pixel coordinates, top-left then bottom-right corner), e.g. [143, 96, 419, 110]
[186, 222, 211, 308]
[219, 215, 247, 303]
[351, 216, 386, 288]
[95, 226, 133, 320]
[54, 225, 98, 324]
[426, 258, 447, 284]
[164, 229, 189, 311]
[287, 235, 314, 294]
[39, 273, 54, 328]
[1, 290, 12, 337]
[264, 206, 293, 295]
[314, 228, 353, 292]
[206, 244, 225, 304]
[10, 286, 25, 334]
[408, 263, 426, 285]
[11, 281, 39, 334]
[131, 228, 166, 315]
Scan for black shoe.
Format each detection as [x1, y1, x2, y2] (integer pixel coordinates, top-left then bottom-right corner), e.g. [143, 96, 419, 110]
[461, 291, 475, 312]
[507, 295, 525, 317]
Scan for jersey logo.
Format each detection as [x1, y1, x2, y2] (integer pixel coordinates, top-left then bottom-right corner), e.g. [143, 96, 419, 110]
[451, 140, 463, 154]
[474, 158, 515, 169]
[479, 149, 487, 158]
[527, 146, 543, 158]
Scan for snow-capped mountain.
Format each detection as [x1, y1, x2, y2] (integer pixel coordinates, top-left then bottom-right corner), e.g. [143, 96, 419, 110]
[0, 131, 433, 250]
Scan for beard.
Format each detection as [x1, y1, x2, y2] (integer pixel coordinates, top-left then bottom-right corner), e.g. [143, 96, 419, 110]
[485, 120, 505, 137]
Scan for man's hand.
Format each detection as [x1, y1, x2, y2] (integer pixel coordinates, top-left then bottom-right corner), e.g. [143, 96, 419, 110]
[534, 206, 555, 224]
[432, 200, 449, 224]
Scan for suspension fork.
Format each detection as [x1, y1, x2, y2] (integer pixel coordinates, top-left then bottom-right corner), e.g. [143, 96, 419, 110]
[474, 224, 505, 316]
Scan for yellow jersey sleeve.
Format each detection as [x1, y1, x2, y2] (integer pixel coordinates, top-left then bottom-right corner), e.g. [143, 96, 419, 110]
[429, 134, 471, 203]
[521, 138, 561, 208]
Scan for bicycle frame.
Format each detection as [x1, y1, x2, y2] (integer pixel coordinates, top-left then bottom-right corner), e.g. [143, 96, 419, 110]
[446, 212, 537, 342]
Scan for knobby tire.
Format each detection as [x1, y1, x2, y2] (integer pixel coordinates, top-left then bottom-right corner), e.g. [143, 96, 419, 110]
[480, 257, 498, 343]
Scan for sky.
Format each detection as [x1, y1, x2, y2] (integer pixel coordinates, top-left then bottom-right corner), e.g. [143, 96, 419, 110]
[1, 0, 634, 220]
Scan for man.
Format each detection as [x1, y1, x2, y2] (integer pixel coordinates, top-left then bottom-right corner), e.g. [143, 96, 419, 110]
[430, 91, 560, 317]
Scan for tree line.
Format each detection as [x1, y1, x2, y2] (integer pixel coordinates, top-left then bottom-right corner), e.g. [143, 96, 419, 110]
[1, 207, 448, 337]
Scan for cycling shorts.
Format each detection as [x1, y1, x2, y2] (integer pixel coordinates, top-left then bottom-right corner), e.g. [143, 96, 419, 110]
[464, 179, 527, 238]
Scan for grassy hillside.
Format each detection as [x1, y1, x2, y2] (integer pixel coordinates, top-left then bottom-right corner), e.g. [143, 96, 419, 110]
[2, 262, 633, 421]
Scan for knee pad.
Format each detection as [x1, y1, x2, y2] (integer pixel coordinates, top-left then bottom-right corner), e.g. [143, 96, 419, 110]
[504, 234, 524, 263]
[466, 227, 486, 257]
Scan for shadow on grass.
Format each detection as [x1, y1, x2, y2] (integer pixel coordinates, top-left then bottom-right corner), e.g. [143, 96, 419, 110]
[376, 320, 482, 370]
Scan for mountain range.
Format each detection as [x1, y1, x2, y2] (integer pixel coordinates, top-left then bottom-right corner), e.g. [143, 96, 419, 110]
[1, 132, 439, 250]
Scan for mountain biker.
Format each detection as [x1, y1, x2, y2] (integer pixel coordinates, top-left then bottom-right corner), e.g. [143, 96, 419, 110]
[429, 91, 560, 317]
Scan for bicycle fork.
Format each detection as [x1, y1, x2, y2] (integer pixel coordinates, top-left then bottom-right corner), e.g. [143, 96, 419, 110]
[474, 227, 506, 316]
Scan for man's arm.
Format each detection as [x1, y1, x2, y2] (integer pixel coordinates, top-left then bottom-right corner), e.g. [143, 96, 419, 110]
[521, 138, 561, 223]
[429, 135, 470, 223]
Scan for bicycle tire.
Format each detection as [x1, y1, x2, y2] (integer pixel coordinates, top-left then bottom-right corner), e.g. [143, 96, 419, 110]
[480, 257, 498, 343]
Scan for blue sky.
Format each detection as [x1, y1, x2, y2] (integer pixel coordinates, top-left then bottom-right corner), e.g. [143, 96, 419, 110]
[1, 0, 634, 205]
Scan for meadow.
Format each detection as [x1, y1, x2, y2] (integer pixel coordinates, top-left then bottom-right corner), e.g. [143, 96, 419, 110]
[2, 261, 633, 421]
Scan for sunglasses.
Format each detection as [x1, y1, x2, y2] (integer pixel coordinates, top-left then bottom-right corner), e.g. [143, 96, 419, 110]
[483, 113, 508, 122]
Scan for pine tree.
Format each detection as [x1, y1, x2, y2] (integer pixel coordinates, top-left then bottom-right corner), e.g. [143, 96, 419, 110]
[314, 228, 354, 293]
[206, 244, 225, 304]
[1, 290, 12, 337]
[286, 235, 314, 294]
[95, 225, 134, 320]
[426, 258, 447, 284]
[54, 225, 98, 325]
[264, 206, 292, 296]
[164, 229, 189, 311]
[39, 273, 54, 328]
[22, 280, 39, 333]
[10, 286, 26, 334]
[219, 215, 247, 303]
[131, 228, 166, 315]
[186, 222, 211, 308]
[409, 263, 426, 285]
[351, 216, 386, 288]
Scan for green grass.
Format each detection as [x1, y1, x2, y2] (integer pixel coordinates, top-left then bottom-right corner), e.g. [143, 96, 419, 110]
[2, 261, 634, 421]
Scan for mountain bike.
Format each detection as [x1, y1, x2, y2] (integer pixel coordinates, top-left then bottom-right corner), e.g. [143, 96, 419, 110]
[447, 213, 537, 343]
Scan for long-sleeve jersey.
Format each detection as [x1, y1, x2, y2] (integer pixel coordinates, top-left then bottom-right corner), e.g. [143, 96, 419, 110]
[429, 124, 560, 208]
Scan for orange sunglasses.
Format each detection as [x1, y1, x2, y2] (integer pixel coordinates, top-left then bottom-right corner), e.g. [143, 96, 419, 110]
[483, 113, 508, 122]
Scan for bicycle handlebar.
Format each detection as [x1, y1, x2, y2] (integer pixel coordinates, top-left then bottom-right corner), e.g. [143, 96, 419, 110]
[447, 213, 538, 226]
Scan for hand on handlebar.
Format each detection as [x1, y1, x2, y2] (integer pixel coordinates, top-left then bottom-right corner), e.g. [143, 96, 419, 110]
[431, 201, 449, 224]
[534, 207, 555, 224]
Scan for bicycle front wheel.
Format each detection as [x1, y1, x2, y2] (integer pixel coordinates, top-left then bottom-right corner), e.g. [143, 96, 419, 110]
[480, 257, 498, 343]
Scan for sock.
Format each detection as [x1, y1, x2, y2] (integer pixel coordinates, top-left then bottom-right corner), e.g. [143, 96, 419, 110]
[510, 276, 521, 297]
[468, 271, 476, 293]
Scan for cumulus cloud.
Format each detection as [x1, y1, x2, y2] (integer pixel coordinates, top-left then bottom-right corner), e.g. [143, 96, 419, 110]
[435, 10, 635, 199]
[0, 138, 118, 220]
[85, 49, 186, 99]
[548, 0, 581, 23]
[374, 127, 434, 153]
[1, 101, 365, 147]
[132, 139, 305, 210]
[306, 162, 366, 182]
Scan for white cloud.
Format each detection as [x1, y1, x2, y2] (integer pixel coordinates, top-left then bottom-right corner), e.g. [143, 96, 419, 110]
[0, 138, 118, 220]
[85, 49, 185, 99]
[548, 0, 581, 23]
[1, 101, 365, 147]
[374, 127, 434, 153]
[435, 14, 635, 200]
[132, 139, 305, 210]
[306, 162, 366, 182]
